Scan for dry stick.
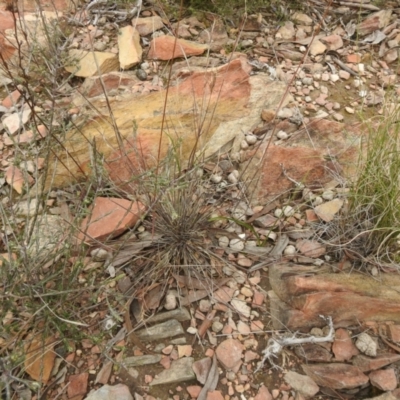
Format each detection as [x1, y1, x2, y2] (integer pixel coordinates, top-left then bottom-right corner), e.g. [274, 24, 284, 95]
[255, 315, 335, 372]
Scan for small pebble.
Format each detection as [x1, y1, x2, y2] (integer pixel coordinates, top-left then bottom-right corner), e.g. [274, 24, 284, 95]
[228, 171, 238, 184]
[240, 139, 249, 150]
[245, 134, 257, 145]
[282, 205, 295, 217]
[230, 238, 245, 252]
[164, 292, 177, 310]
[90, 248, 110, 261]
[276, 130, 289, 140]
[312, 196, 323, 206]
[136, 69, 147, 81]
[210, 174, 222, 184]
[330, 74, 339, 82]
[212, 321, 224, 333]
[310, 327, 324, 337]
[284, 245, 296, 256]
[199, 299, 211, 313]
[322, 190, 335, 201]
[219, 236, 229, 248]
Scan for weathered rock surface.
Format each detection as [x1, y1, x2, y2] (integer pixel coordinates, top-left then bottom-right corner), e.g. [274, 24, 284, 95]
[65, 50, 119, 77]
[146, 307, 191, 324]
[295, 343, 333, 362]
[132, 16, 164, 36]
[79, 71, 140, 98]
[284, 371, 319, 398]
[3, 108, 32, 134]
[79, 197, 145, 243]
[84, 384, 133, 400]
[332, 328, 359, 361]
[28, 214, 68, 259]
[269, 264, 400, 330]
[118, 26, 142, 69]
[357, 10, 392, 36]
[352, 354, 400, 372]
[47, 59, 287, 191]
[148, 35, 208, 60]
[192, 357, 211, 385]
[314, 199, 344, 222]
[136, 319, 184, 341]
[242, 119, 362, 202]
[123, 355, 162, 367]
[149, 357, 195, 386]
[302, 363, 369, 389]
[215, 338, 243, 371]
[254, 385, 273, 400]
[369, 369, 397, 391]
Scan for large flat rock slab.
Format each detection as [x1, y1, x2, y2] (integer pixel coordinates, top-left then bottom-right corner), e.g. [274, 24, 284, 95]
[242, 118, 364, 202]
[46, 58, 288, 191]
[269, 264, 400, 330]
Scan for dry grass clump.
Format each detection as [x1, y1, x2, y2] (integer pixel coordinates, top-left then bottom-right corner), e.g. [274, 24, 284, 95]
[317, 101, 400, 271]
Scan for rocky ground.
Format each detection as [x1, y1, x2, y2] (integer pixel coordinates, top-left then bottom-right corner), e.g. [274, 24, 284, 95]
[2, 0, 400, 399]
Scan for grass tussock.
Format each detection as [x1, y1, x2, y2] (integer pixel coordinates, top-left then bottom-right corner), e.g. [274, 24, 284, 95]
[318, 100, 400, 271]
[349, 103, 400, 260]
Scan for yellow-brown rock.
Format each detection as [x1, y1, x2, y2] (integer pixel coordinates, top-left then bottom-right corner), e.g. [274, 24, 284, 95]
[65, 50, 119, 78]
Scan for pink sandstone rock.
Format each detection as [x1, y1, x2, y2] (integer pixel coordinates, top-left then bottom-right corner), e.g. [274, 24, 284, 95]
[332, 328, 359, 361]
[148, 35, 208, 60]
[369, 369, 397, 391]
[215, 338, 243, 371]
[79, 197, 145, 242]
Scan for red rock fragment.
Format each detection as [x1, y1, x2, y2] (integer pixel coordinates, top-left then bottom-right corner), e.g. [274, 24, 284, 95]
[192, 357, 211, 385]
[369, 369, 397, 391]
[206, 391, 224, 400]
[305, 209, 319, 222]
[321, 34, 343, 51]
[187, 385, 202, 399]
[254, 385, 273, 400]
[332, 328, 359, 361]
[215, 338, 244, 372]
[2, 89, 21, 108]
[296, 239, 326, 258]
[244, 350, 258, 362]
[388, 324, 400, 343]
[5, 166, 26, 194]
[346, 54, 361, 63]
[252, 290, 265, 306]
[295, 344, 332, 362]
[302, 363, 368, 389]
[160, 356, 171, 369]
[148, 36, 208, 60]
[357, 10, 392, 36]
[79, 197, 145, 242]
[353, 354, 400, 372]
[67, 373, 89, 398]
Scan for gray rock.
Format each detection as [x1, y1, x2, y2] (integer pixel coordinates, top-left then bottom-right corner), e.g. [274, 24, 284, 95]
[212, 321, 224, 333]
[146, 307, 190, 324]
[171, 337, 187, 345]
[136, 319, 184, 341]
[284, 371, 319, 398]
[84, 384, 133, 400]
[28, 214, 68, 259]
[150, 357, 195, 386]
[136, 69, 147, 81]
[13, 198, 43, 217]
[123, 354, 162, 367]
[192, 357, 212, 385]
